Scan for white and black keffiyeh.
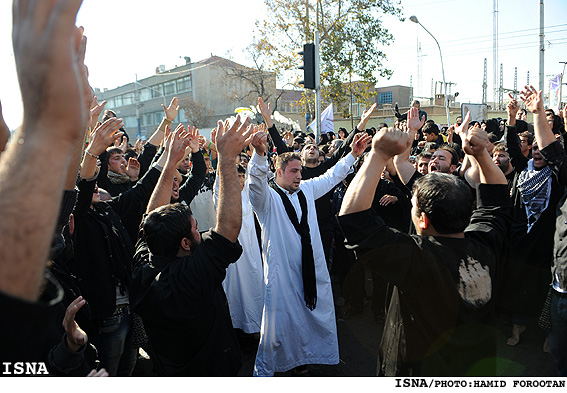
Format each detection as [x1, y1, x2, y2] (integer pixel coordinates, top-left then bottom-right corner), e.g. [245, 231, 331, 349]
[517, 159, 552, 233]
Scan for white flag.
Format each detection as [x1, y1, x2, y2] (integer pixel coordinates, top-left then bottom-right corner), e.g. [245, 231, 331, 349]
[308, 103, 334, 135]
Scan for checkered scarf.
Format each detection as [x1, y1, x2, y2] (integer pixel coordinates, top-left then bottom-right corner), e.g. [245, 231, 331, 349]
[517, 159, 552, 233]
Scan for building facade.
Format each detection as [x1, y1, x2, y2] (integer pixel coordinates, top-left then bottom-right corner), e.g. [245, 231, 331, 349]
[95, 56, 276, 139]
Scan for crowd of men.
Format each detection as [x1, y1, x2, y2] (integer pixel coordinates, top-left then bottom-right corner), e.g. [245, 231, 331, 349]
[2, 0, 567, 378]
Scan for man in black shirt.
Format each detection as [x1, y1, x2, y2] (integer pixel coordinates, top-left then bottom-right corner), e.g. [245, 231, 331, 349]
[338, 124, 511, 376]
[130, 116, 254, 376]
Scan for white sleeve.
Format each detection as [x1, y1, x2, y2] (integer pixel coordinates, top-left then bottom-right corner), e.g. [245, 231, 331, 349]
[304, 153, 356, 200]
[248, 151, 271, 217]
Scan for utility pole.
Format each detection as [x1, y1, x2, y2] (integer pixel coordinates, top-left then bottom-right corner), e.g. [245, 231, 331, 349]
[482, 58, 488, 104]
[314, 30, 321, 141]
[539, 0, 545, 92]
[493, 0, 499, 107]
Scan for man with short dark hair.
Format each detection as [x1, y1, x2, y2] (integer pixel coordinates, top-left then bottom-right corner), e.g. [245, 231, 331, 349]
[248, 128, 371, 376]
[338, 122, 511, 376]
[130, 116, 255, 376]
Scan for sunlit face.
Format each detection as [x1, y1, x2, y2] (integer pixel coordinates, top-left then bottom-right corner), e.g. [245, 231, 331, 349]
[492, 150, 511, 173]
[428, 150, 454, 174]
[417, 157, 430, 175]
[178, 156, 191, 174]
[237, 172, 246, 191]
[171, 174, 180, 201]
[532, 145, 546, 169]
[424, 132, 436, 142]
[302, 144, 319, 162]
[108, 153, 127, 175]
[276, 159, 302, 192]
[519, 136, 532, 154]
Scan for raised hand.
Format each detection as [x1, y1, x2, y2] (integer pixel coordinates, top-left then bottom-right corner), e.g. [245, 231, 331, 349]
[258, 97, 273, 128]
[463, 124, 489, 157]
[251, 128, 268, 156]
[351, 132, 372, 158]
[407, 106, 425, 131]
[455, 111, 471, 138]
[372, 127, 411, 159]
[216, 115, 254, 160]
[357, 103, 377, 131]
[89, 96, 107, 130]
[520, 85, 544, 114]
[87, 118, 124, 156]
[162, 97, 180, 122]
[13, 0, 87, 141]
[125, 157, 140, 180]
[507, 93, 519, 117]
[63, 296, 88, 352]
[166, 124, 191, 167]
[186, 126, 200, 153]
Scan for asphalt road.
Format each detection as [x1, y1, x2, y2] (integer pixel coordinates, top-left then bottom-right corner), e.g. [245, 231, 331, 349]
[134, 266, 558, 377]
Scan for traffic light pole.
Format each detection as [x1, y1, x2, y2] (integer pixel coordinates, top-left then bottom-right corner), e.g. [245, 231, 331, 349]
[314, 31, 321, 142]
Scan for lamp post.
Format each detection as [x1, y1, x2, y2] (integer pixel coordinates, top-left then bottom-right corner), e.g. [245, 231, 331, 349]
[410, 15, 451, 126]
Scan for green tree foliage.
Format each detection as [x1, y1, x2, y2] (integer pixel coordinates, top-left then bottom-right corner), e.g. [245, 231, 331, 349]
[254, 0, 403, 114]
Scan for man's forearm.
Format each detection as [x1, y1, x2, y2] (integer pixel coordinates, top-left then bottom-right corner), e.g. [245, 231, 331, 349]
[214, 157, 242, 243]
[146, 163, 175, 213]
[0, 133, 74, 300]
[340, 151, 387, 215]
[475, 152, 507, 185]
[534, 112, 556, 149]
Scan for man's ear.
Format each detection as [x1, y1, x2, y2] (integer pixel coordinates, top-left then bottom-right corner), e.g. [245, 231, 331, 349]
[180, 237, 191, 252]
[275, 167, 282, 178]
[418, 212, 430, 229]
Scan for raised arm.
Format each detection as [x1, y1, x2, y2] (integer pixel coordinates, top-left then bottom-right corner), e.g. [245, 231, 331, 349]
[340, 128, 411, 215]
[463, 125, 507, 185]
[146, 97, 179, 147]
[0, 0, 86, 301]
[146, 125, 191, 214]
[258, 96, 290, 154]
[521, 86, 556, 149]
[393, 106, 423, 184]
[214, 115, 254, 242]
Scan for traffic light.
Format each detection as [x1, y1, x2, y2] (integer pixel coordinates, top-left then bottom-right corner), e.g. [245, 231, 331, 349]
[298, 43, 315, 90]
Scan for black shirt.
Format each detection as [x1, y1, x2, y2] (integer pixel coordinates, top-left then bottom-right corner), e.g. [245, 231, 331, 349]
[130, 230, 243, 376]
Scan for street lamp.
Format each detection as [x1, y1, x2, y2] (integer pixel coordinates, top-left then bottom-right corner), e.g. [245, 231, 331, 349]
[410, 15, 451, 126]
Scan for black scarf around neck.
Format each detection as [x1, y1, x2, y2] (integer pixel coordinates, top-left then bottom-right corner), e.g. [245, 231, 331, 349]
[269, 178, 317, 310]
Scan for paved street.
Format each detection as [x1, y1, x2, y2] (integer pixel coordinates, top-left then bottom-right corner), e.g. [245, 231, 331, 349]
[235, 266, 558, 377]
[134, 266, 558, 377]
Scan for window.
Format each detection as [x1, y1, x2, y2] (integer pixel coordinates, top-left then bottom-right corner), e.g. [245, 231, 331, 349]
[151, 84, 163, 98]
[139, 88, 151, 101]
[164, 82, 176, 95]
[176, 76, 191, 93]
[124, 116, 137, 128]
[378, 91, 393, 104]
[122, 93, 135, 106]
[113, 95, 123, 107]
[153, 112, 163, 125]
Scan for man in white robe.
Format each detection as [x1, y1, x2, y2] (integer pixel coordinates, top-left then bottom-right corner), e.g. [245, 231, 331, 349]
[213, 164, 264, 334]
[248, 130, 370, 376]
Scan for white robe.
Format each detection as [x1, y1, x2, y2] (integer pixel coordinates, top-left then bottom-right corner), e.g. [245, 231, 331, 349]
[248, 152, 355, 376]
[213, 173, 264, 334]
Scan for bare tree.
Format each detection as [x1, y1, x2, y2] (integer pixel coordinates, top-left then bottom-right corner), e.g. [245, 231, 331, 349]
[179, 97, 214, 129]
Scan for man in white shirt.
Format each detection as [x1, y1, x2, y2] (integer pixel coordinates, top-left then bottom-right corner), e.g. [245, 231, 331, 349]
[247, 129, 370, 376]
